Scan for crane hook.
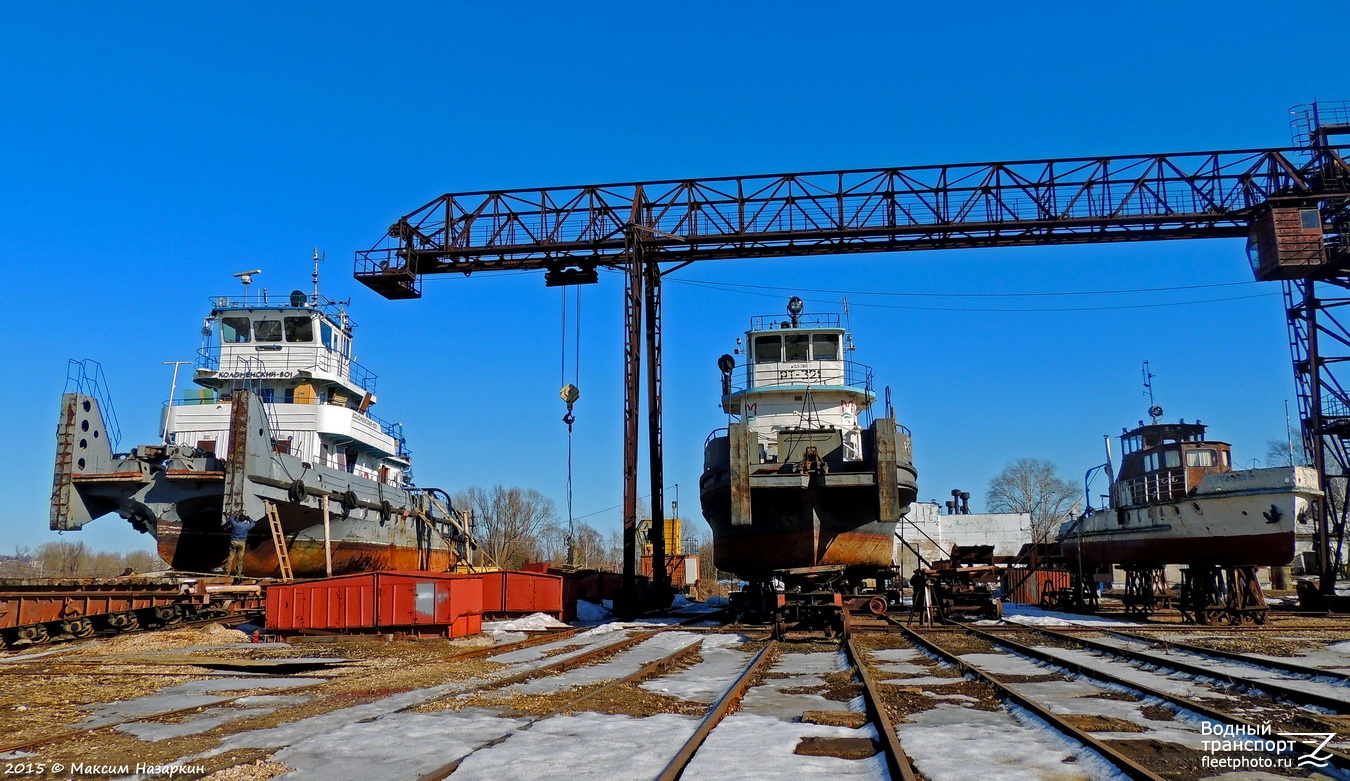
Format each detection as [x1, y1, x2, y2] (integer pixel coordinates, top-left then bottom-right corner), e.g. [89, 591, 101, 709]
[560, 384, 580, 431]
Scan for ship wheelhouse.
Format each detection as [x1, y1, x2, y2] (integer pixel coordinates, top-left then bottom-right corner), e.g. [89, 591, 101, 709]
[720, 310, 876, 468]
[163, 292, 411, 488]
[1114, 421, 1232, 510]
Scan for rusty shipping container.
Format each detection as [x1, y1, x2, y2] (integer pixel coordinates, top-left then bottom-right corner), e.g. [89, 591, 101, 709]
[473, 570, 563, 620]
[265, 571, 483, 637]
[1003, 569, 1073, 606]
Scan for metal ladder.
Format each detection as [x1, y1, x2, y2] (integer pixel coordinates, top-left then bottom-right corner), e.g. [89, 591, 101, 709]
[264, 501, 294, 582]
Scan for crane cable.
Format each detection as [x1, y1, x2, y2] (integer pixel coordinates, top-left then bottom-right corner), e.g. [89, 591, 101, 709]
[560, 286, 582, 566]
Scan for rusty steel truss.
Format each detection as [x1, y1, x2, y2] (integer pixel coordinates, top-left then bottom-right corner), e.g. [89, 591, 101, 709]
[356, 103, 1350, 600]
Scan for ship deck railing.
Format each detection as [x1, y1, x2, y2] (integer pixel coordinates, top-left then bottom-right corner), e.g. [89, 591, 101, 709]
[208, 293, 357, 324]
[1115, 468, 1188, 506]
[164, 395, 410, 459]
[724, 359, 874, 395]
[748, 312, 841, 331]
[195, 345, 378, 394]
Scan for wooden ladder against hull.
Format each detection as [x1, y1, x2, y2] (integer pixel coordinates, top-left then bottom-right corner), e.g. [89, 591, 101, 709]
[264, 501, 294, 582]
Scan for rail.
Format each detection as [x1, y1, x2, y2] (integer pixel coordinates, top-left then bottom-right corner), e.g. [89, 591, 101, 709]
[194, 344, 378, 395]
[207, 293, 358, 324]
[1114, 467, 1187, 506]
[61, 359, 122, 451]
[894, 622, 1167, 781]
[957, 623, 1350, 773]
[1020, 625, 1350, 714]
[748, 312, 840, 331]
[723, 359, 874, 396]
[845, 633, 918, 781]
[164, 394, 408, 459]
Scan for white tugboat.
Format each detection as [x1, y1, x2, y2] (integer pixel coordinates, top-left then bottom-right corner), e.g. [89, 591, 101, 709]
[699, 297, 919, 587]
[50, 257, 477, 578]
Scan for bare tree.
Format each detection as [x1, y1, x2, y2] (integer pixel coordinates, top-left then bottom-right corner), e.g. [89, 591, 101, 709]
[455, 485, 559, 569]
[1266, 438, 1310, 467]
[987, 457, 1079, 542]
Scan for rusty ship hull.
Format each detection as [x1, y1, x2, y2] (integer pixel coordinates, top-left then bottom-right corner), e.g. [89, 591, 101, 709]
[700, 418, 918, 581]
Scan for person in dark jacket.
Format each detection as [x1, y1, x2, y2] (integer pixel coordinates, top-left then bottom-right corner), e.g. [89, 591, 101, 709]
[224, 515, 255, 577]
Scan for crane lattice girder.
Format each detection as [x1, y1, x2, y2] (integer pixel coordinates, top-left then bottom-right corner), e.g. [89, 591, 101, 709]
[355, 145, 1350, 293]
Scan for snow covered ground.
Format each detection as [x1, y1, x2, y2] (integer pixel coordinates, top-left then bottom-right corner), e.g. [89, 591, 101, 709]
[991, 603, 1148, 628]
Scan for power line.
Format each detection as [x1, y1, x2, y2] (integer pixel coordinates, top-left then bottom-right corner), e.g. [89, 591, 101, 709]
[665, 277, 1259, 299]
[666, 278, 1276, 313]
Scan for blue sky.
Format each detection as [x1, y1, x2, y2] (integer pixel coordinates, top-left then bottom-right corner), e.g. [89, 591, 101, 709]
[1, 3, 1344, 554]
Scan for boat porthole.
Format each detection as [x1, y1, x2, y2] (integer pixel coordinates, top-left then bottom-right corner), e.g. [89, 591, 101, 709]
[81, 420, 89, 432]
[288, 479, 306, 503]
[82, 400, 91, 412]
[1242, 510, 1248, 515]
[79, 439, 87, 449]
[77, 458, 86, 469]
[1192, 502, 1202, 515]
[93, 430, 99, 439]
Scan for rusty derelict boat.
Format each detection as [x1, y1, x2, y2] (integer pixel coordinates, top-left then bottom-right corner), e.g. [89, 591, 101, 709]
[1057, 403, 1320, 623]
[700, 297, 919, 601]
[50, 261, 477, 578]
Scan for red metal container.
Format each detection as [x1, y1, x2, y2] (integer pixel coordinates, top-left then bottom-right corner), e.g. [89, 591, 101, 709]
[476, 570, 563, 620]
[1004, 569, 1072, 606]
[266, 571, 483, 637]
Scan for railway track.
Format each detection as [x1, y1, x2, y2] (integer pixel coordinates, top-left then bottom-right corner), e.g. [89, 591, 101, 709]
[837, 608, 1350, 779]
[9, 601, 1349, 780]
[997, 624, 1350, 715]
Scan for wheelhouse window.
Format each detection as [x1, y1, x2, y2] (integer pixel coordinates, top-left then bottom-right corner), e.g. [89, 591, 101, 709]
[784, 334, 810, 362]
[1186, 449, 1218, 467]
[812, 334, 840, 361]
[221, 316, 251, 343]
[1122, 434, 1142, 454]
[754, 335, 781, 363]
[254, 319, 283, 342]
[284, 316, 313, 342]
[1164, 450, 1181, 468]
[321, 321, 334, 350]
[1144, 452, 1158, 471]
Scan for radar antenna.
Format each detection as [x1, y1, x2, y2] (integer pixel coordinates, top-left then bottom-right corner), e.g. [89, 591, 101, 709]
[1142, 361, 1163, 423]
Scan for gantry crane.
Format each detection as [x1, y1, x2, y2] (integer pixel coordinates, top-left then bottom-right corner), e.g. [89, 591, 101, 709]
[355, 102, 1350, 605]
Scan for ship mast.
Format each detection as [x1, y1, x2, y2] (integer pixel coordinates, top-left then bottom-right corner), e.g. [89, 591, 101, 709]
[312, 247, 325, 304]
[1143, 361, 1163, 424]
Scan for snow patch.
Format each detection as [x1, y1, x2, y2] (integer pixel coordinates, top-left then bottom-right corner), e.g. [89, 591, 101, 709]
[897, 703, 1129, 781]
[453, 713, 698, 780]
[682, 713, 887, 780]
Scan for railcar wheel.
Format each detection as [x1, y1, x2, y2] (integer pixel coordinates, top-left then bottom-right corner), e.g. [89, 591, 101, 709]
[153, 605, 182, 625]
[61, 618, 94, 639]
[867, 596, 888, 615]
[17, 624, 49, 645]
[107, 612, 140, 632]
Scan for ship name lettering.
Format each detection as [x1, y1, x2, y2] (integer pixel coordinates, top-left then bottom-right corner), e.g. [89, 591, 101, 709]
[217, 371, 297, 380]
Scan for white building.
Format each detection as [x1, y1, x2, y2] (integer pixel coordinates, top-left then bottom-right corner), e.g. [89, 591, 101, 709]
[893, 502, 1032, 572]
